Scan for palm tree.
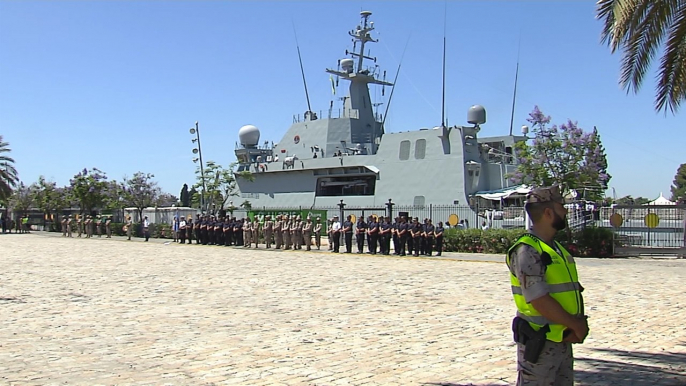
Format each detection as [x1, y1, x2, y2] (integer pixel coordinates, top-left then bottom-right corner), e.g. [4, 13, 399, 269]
[597, 0, 686, 113]
[0, 135, 19, 202]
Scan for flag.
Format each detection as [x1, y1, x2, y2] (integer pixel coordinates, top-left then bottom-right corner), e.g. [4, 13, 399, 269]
[330, 75, 336, 95]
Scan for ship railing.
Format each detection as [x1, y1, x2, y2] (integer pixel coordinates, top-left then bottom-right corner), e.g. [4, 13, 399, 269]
[292, 108, 361, 123]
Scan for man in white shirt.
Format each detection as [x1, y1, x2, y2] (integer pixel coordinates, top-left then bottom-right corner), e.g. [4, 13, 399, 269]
[179, 216, 187, 244]
[143, 216, 150, 242]
[331, 215, 342, 253]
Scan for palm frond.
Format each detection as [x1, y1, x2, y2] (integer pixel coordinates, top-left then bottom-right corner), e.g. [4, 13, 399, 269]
[620, 0, 677, 93]
[656, 2, 686, 112]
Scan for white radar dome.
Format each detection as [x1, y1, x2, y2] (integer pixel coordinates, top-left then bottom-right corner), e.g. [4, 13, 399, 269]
[238, 125, 260, 147]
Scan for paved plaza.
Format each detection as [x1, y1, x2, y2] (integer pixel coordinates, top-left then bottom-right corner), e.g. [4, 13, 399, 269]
[0, 233, 685, 386]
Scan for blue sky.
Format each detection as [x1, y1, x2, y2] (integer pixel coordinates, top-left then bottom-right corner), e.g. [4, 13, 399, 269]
[1, 0, 684, 201]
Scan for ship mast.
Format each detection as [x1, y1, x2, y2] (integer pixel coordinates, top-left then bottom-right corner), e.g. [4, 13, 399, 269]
[325, 11, 393, 154]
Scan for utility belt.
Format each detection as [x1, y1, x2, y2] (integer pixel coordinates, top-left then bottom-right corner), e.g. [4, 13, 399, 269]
[512, 317, 550, 363]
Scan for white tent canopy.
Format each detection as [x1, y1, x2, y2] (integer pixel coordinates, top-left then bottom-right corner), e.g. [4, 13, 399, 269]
[647, 192, 675, 205]
[474, 185, 531, 201]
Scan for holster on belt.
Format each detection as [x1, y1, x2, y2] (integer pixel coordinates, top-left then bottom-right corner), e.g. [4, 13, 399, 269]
[512, 316, 550, 364]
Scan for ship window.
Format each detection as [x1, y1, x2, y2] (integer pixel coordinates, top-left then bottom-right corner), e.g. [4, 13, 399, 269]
[413, 196, 425, 207]
[399, 140, 410, 160]
[414, 139, 426, 159]
[315, 176, 376, 197]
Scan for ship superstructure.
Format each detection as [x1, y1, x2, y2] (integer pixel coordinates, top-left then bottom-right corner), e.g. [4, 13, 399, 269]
[233, 11, 525, 209]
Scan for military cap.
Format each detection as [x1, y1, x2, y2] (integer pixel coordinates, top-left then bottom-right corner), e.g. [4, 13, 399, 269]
[526, 185, 564, 204]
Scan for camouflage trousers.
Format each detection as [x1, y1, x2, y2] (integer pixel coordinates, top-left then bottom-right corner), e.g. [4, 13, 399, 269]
[516, 341, 573, 386]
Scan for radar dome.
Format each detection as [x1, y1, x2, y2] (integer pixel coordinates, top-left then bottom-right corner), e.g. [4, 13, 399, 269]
[467, 105, 486, 125]
[238, 125, 260, 147]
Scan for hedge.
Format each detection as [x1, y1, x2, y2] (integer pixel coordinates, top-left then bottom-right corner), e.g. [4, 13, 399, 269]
[442, 227, 614, 258]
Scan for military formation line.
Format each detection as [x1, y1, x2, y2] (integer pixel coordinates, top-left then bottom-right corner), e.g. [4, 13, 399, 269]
[165, 213, 446, 257]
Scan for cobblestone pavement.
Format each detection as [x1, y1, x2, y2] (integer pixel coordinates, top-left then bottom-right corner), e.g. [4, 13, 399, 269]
[0, 233, 685, 386]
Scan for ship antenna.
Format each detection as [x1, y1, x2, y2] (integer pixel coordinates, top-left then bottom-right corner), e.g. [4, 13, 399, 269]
[441, 1, 447, 128]
[292, 19, 312, 114]
[509, 34, 522, 136]
[381, 35, 410, 132]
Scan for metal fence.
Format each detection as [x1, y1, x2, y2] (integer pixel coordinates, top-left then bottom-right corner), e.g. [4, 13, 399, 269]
[599, 205, 686, 255]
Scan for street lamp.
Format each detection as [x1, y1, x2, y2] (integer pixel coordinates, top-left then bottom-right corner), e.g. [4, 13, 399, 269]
[190, 121, 208, 213]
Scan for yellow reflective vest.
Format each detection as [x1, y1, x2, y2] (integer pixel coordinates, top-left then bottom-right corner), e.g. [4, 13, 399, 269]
[506, 234, 583, 342]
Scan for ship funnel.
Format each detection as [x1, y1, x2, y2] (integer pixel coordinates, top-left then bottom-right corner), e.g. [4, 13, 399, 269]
[467, 105, 486, 125]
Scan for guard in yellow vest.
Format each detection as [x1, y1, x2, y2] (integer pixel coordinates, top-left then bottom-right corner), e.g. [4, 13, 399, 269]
[506, 185, 588, 386]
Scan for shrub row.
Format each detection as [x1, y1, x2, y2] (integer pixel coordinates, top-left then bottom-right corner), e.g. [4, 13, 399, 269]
[442, 227, 614, 258]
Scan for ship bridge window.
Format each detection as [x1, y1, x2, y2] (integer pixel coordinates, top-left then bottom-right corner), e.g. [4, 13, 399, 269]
[399, 140, 411, 160]
[316, 176, 376, 197]
[414, 139, 426, 159]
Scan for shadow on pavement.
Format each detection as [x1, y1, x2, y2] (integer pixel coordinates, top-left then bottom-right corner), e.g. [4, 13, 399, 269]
[576, 348, 686, 385]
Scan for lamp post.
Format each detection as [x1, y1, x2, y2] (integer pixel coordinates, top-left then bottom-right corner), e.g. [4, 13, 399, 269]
[190, 121, 208, 213]
[386, 198, 394, 219]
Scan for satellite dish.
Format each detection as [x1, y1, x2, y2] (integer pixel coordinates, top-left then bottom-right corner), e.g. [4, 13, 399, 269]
[192, 148, 199, 154]
[190, 128, 196, 134]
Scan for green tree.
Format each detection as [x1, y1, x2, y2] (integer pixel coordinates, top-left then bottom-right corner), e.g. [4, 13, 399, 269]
[194, 161, 251, 213]
[597, 0, 686, 113]
[69, 168, 109, 215]
[670, 163, 686, 202]
[32, 176, 69, 225]
[9, 182, 35, 217]
[121, 172, 160, 222]
[0, 135, 19, 203]
[180, 183, 190, 207]
[510, 107, 611, 201]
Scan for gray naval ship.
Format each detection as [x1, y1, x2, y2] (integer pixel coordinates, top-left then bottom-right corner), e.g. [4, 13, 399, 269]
[234, 11, 526, 210]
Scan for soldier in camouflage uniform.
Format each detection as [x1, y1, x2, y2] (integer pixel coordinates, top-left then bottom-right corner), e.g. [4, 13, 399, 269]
[274, 215, 283, 249]
[283, 215, 292, 250]
[252, 216, 260, 248]
[77, 216, 83, 238]
[263, 215, 273, 248]
[506, 186, 588, 386]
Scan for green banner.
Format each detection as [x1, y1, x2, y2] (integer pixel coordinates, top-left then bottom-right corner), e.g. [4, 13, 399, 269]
[248, 209, 330, 231]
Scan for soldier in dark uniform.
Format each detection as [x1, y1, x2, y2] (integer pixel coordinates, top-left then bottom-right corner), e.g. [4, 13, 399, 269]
[434, 221, 444, 256]
[200, 216, 209, 245]
[411, 218, 422, 257]
[223, 218, 232, 246]
[194, 214, 201, 244]
[380, 216, 392, 255]
[420, 218, 429, 255]
[365, 216, 373, 252]
[424, 219, 435, 256]
[342, 215, 353, 253]
[397, 216, 408, 256]
[209, 215, 217, 245]
[216, 217, 224, 246]
[406, 217, 414, 255]
[392, 217, 400, 255]
[355, 216, 367, 253]
[186, 217, 194, 243]
[234, 218, 244, 247]
[367, 216, 379, 254]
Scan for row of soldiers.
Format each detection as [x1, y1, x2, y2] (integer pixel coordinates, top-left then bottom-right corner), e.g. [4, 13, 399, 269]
[172, 213, 445, 256]
[174, 214, 324, 250]
[331, 215, 445, 256]
[60, 215, 113, 238]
